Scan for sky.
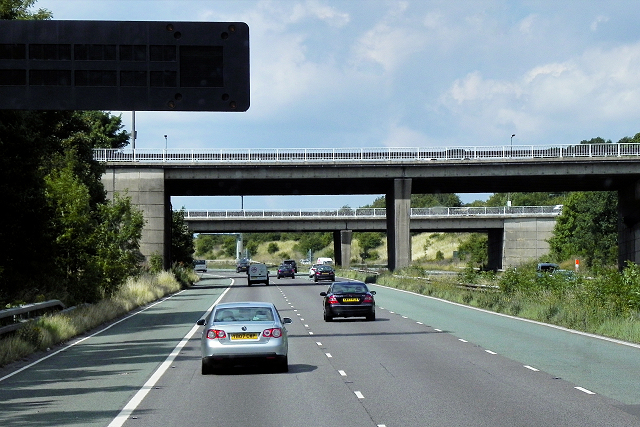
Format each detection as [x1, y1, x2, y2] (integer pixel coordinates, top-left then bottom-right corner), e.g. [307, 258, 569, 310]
[33, 0, 640, 210]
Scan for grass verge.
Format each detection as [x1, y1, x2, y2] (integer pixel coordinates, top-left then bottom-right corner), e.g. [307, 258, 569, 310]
[339, 268, 640, 345]
[0, 270, 192, 368]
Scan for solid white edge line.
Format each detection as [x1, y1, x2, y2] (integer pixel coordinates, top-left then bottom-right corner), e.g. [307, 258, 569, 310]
[107, 284, 233, 427]
[368, 283, 640, 349]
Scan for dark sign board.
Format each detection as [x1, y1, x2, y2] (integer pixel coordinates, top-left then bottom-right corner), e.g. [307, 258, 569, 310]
[0, 20, 249, 111]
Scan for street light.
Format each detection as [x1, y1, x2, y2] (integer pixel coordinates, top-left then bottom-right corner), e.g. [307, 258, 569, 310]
[510, 134, 515, 148]
[164, 134, 168, 150]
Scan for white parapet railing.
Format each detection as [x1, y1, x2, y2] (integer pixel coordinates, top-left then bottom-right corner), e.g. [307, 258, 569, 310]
[182, 206, 562, 219]
[94, 143, 640, 163]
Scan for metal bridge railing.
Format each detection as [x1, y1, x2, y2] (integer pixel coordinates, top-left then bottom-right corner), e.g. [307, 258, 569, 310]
[183, 206, 562, 219]
[93, 143, 640, 163]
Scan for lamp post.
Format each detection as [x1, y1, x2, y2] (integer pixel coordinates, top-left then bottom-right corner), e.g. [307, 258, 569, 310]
[508, 134, 515, 207]
[164, 134, 168, 150]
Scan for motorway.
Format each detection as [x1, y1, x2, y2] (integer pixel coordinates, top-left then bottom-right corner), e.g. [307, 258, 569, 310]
[1, 271, 640, 426]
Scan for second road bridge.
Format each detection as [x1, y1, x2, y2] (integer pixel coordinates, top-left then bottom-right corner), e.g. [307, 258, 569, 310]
[184, 206, 562, 268]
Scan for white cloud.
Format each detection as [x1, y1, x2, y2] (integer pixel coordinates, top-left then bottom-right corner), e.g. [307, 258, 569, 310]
[290, 0, 350, 27]
[590, 15, 609, 31]
[439, 41, 640, 143]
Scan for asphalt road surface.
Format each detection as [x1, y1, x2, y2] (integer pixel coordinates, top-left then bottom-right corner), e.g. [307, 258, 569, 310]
[1, 270, 639, 426]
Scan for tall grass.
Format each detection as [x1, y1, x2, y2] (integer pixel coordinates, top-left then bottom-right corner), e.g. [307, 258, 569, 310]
[0, 271, 185, 367]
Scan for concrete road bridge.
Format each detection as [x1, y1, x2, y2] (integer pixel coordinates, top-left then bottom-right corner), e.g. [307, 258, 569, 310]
[183, 207, 562, 268]
[97, 143, 640, 270]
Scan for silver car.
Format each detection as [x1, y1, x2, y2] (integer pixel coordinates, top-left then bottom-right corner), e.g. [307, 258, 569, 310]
[196, 301, 292, 374]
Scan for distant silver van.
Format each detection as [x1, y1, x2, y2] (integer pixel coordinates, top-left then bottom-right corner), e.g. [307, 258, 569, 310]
[247, 263, 269, 286]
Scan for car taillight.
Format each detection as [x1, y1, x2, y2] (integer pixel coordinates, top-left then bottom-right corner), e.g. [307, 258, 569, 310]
[263, 328, 283, 338]
[328, 295, 339, 304]
[363, 295, 374, 303]
[206, 329, 226, 339]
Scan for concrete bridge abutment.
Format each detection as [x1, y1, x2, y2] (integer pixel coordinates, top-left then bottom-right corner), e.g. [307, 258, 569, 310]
[102, 168, 169, 268]
[618, 182, 640, 269]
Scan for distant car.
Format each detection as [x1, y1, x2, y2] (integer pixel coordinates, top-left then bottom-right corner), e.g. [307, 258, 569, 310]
[194, 259, 207, 273]
[247, 263, 269, 286]
[282, 259, 297, 273]
[313, 265, 335, 282]
[196, 301, 292, 374]
[236, 258, 250, 273]
[537, 262, 559, 273]
[320, 281, 376, 321]
[308, 264, 321, 277]
[277, 264, 295, 279]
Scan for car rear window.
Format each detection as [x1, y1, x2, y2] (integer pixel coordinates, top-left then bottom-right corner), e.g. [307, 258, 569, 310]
[214, 307, 274, 322]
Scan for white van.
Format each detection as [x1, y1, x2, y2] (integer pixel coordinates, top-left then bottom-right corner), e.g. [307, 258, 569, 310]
[247, 263, 269, 286]
[315, 257, 333, 266]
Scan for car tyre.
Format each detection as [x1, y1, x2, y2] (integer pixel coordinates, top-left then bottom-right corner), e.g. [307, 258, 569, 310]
[366, 311, 376, 321]
[277, 356, 289, 373]
[314, 277, 318, 282]
[202, 360, 213, 375]
[323, 307, 333, 322]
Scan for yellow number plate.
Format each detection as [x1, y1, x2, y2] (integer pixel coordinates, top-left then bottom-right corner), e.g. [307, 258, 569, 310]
[231, 333, 259, 340]
[342, 298, 359, 302]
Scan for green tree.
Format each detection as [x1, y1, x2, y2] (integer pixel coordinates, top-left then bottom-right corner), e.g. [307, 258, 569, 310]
[195, 235, 217, 257]
[457, 233, 488, 267]
[171, 208, 195, 266]
[0, 0, 51, 20]
[95, 194, 144, 296]
[548, 191, 617, 267]
[356, 232, 383, 260]
[44, 155, 100, 303]
[485, 192, 567, 207]
[267, 242, 280, 254]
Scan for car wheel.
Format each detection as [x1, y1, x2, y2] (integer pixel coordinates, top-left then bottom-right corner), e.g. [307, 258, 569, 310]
[202, 360, 213, 375]
[314, 277, 318, 282]
[277, 275, 281, 279]
[247, 280, 252, 286]
[323, 308, 333, 322]
[366, 311, 376, 321]
[277, 356, 289, 373]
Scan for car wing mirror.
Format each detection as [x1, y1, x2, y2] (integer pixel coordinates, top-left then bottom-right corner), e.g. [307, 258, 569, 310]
[196, 319, 206, 326]
[319, 292, 327, 296]
[370, 291, 376, 295]
[283, 317, 293, 324]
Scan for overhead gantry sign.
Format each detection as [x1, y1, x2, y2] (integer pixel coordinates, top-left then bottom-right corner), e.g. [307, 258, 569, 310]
[0, 20, 249, 111]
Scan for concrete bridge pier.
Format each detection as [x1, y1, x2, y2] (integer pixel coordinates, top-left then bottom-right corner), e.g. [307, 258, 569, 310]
[102, 168, 169, 268]
[487, 229, 503, 271]
[618, 183, 640, 269]
[333, 230, 352, 268]
[386, 178, 412, 271]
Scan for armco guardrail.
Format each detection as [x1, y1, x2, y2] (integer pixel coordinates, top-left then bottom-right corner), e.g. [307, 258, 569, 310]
[0, 300, 66, 336]
[94, 143, 640, 163]
[183, 206, 562, 219]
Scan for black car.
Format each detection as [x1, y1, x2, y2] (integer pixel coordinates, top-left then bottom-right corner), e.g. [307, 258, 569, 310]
[236, 258, 250, 273]
[313, 265, 335, 282]
[276, 264, 295, 279]
[282, 259, 297, 273]
[320, 281, 376, 321]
